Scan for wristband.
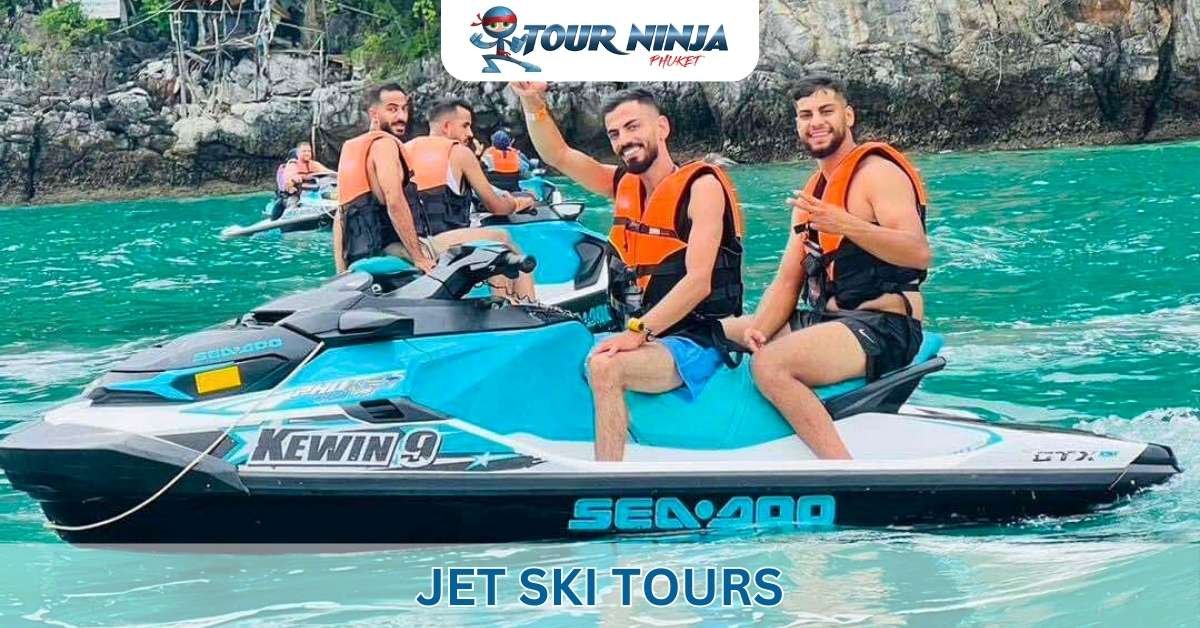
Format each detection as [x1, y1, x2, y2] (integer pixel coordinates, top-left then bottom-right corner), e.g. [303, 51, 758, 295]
[526, 104, 550, 122]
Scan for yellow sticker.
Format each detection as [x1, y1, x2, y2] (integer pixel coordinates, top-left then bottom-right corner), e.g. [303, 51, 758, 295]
[195, 365, 242, 395]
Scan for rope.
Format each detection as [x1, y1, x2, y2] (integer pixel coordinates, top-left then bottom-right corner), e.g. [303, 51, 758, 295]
[46, 340, 327, 533]
[111, 0, 186, 36]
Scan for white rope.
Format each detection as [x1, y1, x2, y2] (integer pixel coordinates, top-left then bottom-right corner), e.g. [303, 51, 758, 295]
[46, 340, 327, 533]
[111, 0, 186, 36]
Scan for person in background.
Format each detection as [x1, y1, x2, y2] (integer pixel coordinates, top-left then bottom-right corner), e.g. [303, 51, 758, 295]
[403, 99, 537, 301]
[481, 129, 532, 193]
[269, 149, 301, 220]
[281, 141, 331, 194]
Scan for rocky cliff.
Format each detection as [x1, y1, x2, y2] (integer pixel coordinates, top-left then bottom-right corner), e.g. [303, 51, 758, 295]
[2, 0, 1198, 204]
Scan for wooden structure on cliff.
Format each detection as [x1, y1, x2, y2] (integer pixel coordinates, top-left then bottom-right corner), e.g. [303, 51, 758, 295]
[160, 0, 330, 109]
[137, 0, 341, 149]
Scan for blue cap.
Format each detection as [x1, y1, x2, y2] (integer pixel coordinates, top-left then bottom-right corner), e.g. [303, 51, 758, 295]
[491, 130, 513, 150]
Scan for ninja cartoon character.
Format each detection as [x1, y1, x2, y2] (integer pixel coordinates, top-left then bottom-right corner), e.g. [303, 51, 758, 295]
[469, 6, 541, 73]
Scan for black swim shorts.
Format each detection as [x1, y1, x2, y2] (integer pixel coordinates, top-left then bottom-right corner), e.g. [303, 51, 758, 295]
[791, 309, 923, 381]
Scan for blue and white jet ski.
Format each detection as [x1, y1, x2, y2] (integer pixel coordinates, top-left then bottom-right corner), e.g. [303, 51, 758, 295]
[0, 247, 1180, 544]
[222, 174, 341, 239]
[222, 171, 565, 239]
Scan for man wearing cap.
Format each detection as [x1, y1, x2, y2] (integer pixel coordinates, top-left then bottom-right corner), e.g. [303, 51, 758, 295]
[481, 130, 532, 193]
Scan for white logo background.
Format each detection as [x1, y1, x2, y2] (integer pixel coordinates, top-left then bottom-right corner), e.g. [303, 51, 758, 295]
[440, 0, 760, 81]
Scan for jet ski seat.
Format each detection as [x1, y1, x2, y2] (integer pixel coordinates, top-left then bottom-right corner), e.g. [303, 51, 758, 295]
[625, 332, 946, 449]
[349, 256, 416, 278]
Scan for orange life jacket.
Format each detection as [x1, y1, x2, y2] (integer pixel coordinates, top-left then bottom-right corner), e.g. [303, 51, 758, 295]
[337, 130, 407, 206]
[483, 146, 521, 174]
[608, 161, 745, 329]
[404, 136, 472, 235]
[798, 141, 928, 311]
[336, 131, 411, 265]
[295, 159, 326, 177]
[483, 146, 523, 193]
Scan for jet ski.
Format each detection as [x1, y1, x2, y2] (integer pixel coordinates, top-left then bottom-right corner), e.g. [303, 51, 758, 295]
[0, 246, 1179, 544]
[222, 174, 340, 239]
[514, 164, 565, 205]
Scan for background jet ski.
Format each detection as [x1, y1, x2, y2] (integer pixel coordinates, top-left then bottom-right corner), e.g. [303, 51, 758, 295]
[513, 161, 565, 205]
[0, 245, 1179, 544]
[222, 174, 340, 239]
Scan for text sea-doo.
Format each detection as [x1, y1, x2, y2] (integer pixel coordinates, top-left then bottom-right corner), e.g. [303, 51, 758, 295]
[0, 247, 1179, 543]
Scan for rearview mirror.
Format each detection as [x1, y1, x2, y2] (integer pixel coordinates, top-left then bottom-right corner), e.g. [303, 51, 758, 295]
[328, 310, 415, 346]
[549, 202, 585, 220]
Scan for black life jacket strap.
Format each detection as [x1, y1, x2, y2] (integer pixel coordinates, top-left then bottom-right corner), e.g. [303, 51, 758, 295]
[614, 217, 681, 239]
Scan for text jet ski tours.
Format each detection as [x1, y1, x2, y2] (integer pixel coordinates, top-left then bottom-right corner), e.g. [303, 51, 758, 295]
[0, 246, 1180, 544]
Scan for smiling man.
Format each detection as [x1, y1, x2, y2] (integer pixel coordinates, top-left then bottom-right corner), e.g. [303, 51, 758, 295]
[722, 74, 933, 459]
[333, 83, 432, 274]
[511, 82, 745, 462]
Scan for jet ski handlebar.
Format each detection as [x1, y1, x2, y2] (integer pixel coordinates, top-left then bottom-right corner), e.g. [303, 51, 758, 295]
[391, 244, 537, 300]
[499, 251, 536, 274]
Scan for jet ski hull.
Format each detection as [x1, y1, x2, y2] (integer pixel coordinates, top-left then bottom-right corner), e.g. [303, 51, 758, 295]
[222, 210, 333, 238]
[0, 416, 1179, 544]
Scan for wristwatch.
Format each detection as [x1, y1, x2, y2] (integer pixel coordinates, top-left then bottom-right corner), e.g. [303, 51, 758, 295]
[627, 317, 656, 340]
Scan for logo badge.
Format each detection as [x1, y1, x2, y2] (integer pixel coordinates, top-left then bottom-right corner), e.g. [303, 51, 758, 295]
[442, 0, 759, 81]
[248, 428, 400, 467]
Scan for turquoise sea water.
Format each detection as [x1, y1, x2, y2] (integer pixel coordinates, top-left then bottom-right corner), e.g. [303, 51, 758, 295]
[0, 142, 1197, 624]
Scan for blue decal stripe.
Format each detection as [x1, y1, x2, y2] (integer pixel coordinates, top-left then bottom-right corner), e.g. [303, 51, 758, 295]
[107, 363, 236, 401]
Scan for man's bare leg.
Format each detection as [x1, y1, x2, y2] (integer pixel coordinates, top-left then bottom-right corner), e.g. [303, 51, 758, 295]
[430, 228, 536, 301]
[751, 322, 866, 459]
[383, 242, 411, 259]
[586, 343, 683, 461]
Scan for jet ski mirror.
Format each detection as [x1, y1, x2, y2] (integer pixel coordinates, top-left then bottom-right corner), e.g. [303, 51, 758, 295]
[328, 310, 415, 346]
[549, 202, 584, 220]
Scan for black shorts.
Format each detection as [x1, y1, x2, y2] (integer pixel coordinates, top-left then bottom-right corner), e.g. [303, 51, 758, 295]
[791, 309, 923, 381]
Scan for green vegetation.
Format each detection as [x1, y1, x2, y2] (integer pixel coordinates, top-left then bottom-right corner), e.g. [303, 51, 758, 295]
[6, 0, 441, 76]
[135, 0, 173, 38]
[33, 2, 109, 50]
[346, 0, 440, 78]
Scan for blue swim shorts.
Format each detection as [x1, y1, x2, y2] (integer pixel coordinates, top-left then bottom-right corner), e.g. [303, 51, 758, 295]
[657, 335, 723, 401]
[590, 333, 724, 401]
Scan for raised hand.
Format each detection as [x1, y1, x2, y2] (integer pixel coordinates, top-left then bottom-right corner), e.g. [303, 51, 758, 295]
[509, 81, 549, 99]
[788, 190, 864, 235]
